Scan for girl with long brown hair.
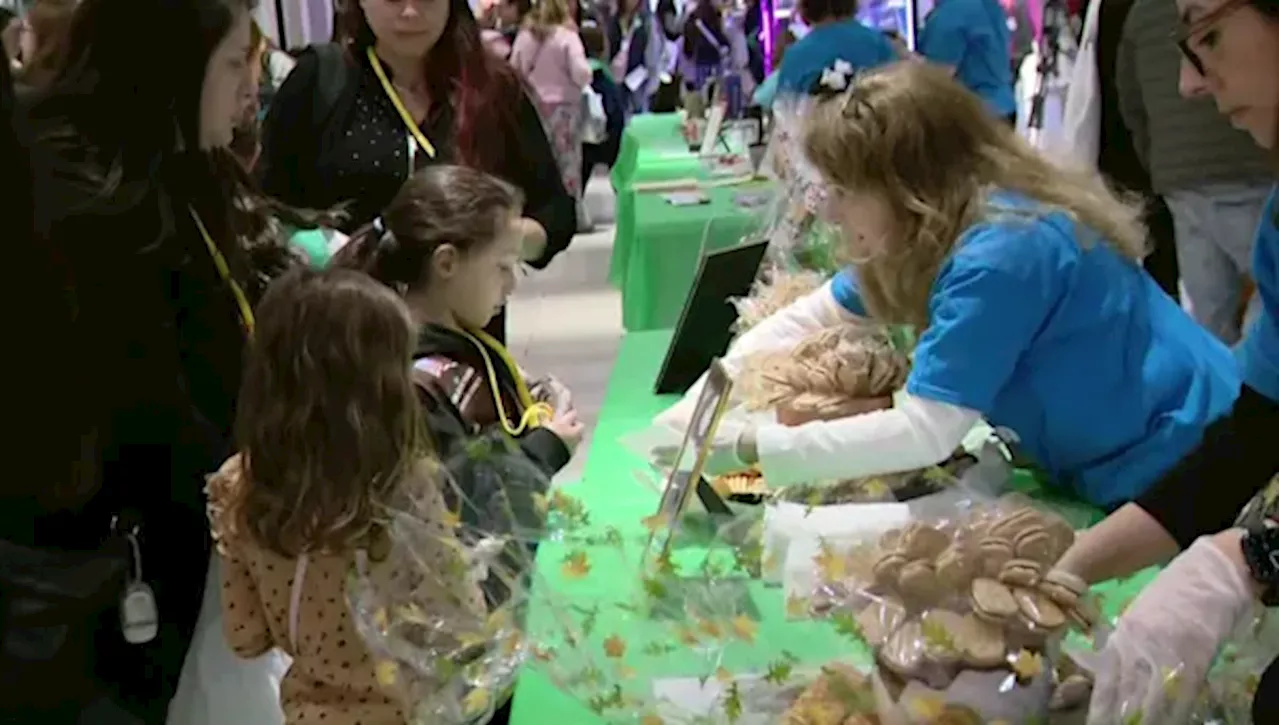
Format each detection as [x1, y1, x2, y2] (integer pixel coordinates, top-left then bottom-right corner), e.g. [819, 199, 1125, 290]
[210, 267, 477, 725]
[660, 61, 1239, 512]
[333, 165, 582, 480]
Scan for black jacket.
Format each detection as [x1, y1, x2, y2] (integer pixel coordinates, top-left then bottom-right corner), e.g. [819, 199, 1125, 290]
[259, 45, 575, 270]
[412, 324, 570, 478]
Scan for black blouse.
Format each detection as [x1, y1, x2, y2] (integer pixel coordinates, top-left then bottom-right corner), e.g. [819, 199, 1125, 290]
[260, 46, 575, 269]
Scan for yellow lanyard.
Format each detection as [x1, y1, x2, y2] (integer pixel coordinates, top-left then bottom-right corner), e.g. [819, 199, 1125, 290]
[366, 47, 437, 160]
[461, 328, 553, 436]
[190, 208, 255, 337]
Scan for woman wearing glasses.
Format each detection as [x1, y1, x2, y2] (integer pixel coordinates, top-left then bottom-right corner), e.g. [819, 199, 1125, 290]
[659, 60, 1239, 513]
[1050, 0, 1277, 721]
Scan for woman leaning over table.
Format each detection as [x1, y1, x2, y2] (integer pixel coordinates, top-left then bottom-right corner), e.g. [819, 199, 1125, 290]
[259, 0, 575, 343]
[657, 61, 1241, 513]
[1048, 0, 1278, 721]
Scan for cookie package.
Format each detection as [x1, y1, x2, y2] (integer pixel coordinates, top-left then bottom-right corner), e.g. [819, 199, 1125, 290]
[799, 496, 1106, 723]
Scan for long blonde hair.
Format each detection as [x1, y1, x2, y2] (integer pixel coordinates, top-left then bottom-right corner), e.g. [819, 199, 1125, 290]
[527, 0, 571, 40]
[803, 62, 1147, 329]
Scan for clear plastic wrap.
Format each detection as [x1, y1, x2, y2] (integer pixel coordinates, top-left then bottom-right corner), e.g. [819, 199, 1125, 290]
[795, 496, 1098, 723]
[736, 325, 909, 425]
[345, 432, 569, 724]
[758, 97, 841, 276]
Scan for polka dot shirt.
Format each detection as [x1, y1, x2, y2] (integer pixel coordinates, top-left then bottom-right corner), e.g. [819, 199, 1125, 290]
[207, 455, 438, 725]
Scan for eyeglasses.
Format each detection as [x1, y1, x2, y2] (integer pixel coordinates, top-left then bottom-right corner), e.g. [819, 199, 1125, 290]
[1172, 0, 1249, 76]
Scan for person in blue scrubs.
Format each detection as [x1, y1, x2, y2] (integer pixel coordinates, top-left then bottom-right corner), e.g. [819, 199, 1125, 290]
[773, 0, 896, 97]
[917, 0, 1017, 123]
[667, 61, 1238, 512]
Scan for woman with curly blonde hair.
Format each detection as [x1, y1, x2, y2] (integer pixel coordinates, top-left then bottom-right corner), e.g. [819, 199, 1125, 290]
[660, 62, 1241, 510]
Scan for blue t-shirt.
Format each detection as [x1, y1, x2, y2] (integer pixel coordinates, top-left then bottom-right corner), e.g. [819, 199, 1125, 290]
[775, 19, 896, 96]
[1237, 187, 1279, 403]
[918, 0, 1016, 118]
[830, 195, 1240, 509]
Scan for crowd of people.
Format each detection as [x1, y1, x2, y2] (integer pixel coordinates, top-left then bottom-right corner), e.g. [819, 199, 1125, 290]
[0, 0, 1273, 724]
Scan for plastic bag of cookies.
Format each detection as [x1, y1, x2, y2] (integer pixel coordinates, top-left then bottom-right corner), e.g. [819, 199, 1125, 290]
[803, 497, 1103, 723]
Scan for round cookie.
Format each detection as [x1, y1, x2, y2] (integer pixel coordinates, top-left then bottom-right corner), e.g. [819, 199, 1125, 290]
[997, 558, 1043, 588]
[898, 561, 944, 607]
[879, 620, 926, 679]
[856, 599, 906, 647]
[978, 537, 1015, 578]
[900, 523, 950, 560]
[1038, 568, 1086, 607]
[970, 578, 1019, 624]
[988, 507, 1043, 540]
[955, 613, 1006, 668]
[1013, 528, 1056, 565]
[873, 552, 908, 591]
[1050, 673, 1093, 711]
[935, 545, 976, 590]
[1014, 587, 1066, 630]
[879, 528, 903, 550]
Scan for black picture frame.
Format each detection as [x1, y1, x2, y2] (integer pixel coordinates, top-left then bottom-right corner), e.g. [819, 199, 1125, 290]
[654, 237, 770, 395]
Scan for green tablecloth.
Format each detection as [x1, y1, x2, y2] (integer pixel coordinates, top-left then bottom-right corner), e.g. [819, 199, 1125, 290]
[607, 114, 755, 294]
[508, 330, 1160, 724]
[610, 114, 700, 194]
[617, 181, 774, 331]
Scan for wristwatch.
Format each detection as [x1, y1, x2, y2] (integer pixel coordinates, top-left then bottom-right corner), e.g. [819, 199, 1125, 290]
[1241, 521, 1278, 607]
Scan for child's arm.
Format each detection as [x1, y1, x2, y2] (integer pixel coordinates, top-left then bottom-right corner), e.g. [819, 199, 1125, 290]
[218, 549, 274, 659]
[206, 455, 274, 659]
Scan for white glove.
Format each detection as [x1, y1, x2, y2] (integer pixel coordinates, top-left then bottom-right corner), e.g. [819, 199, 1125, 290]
[1086, 535, 1257, 725]
[654, 281, 859, 430]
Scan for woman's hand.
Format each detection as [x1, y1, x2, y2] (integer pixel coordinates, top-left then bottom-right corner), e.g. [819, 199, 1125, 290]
[1084, 532, 1257, 724]
[518, 217, 548, 263]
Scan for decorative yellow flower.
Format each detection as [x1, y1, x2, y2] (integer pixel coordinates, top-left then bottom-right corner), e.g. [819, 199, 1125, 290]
[463, 687, 491, 715]
[1011, 649, 1044, 681]
[730, 614, 758, 644]
[374, 660, 398, 687]
[814, 539, 847, 581]
[561, 550, 591, 579]
[785, 594, 810, 619]
[603, 634, 627, 659]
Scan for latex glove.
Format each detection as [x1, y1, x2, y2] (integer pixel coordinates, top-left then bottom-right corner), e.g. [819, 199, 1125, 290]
[1086, 534, 1256, 725]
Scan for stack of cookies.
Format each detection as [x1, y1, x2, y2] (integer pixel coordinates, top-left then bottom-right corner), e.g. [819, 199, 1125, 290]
[839, 505, 1098, 695]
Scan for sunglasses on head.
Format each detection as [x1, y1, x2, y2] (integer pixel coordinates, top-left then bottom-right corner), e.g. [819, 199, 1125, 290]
[1172, 0, 1249, 76]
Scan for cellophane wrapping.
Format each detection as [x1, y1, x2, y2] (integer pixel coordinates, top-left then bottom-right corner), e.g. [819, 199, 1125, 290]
[791, 494, 1103, 723]
[736, 325, 909, 421]
[345, 431, 572, 724]
[760, 97, 841, 276]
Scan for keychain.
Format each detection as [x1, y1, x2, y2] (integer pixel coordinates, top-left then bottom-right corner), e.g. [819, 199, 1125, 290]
[114, 518, 159, 645]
